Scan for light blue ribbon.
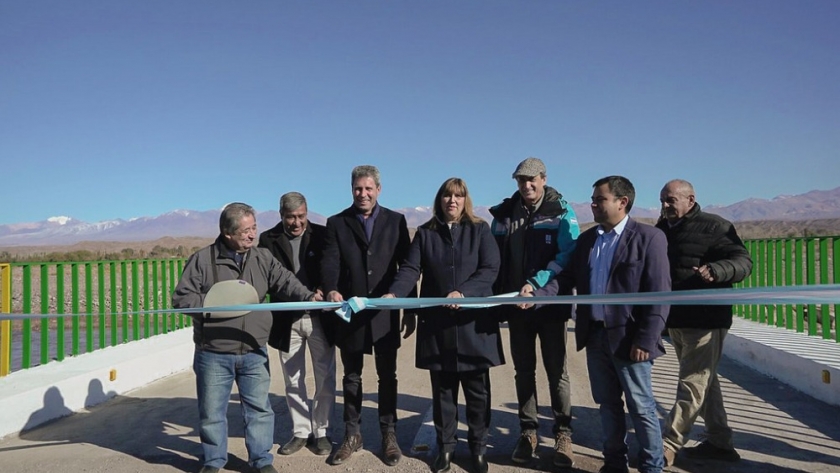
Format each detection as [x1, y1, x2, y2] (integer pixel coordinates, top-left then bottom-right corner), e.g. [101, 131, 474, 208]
[2, 284, 839, 322]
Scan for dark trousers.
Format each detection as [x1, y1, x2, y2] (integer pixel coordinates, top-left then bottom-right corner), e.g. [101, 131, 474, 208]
[508, 315, 572, 434]
[340, 346, 398, 435]
[430, 369, 491, 455]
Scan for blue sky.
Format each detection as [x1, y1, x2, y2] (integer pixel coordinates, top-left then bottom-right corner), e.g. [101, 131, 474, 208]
[1, 1, 838, 225]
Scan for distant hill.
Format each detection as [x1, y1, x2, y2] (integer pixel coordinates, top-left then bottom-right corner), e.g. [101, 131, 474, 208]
[2, 187, 839, 247]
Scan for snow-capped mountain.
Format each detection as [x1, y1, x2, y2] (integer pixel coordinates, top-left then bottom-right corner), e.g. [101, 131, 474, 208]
[2, 187, 838, 247]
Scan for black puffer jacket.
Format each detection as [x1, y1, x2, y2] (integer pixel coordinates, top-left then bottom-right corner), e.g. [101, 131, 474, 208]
[655, 204, 752, 329]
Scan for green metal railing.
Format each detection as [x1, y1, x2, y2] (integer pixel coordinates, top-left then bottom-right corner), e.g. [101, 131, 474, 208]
[1, 236, 838, 377]
[0, 258, 188, 376]
[736, 236, 838, 342]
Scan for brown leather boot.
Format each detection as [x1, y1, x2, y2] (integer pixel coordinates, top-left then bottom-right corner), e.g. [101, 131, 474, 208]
[381, 431, 402, 466]
[511, 429, 538, 463]
[331, 433, 362, 465]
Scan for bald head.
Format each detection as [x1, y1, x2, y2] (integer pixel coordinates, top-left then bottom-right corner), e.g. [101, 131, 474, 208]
[660, 179, 696, 223]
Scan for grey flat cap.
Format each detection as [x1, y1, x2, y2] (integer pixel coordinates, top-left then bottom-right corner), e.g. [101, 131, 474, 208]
[512, 157, 546, 178]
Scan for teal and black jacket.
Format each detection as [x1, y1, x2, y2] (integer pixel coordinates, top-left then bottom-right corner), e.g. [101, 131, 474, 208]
[489, 186, 580, 297]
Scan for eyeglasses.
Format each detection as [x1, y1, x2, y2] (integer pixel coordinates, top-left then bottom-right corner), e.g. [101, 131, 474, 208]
[236, 225, 258, 236]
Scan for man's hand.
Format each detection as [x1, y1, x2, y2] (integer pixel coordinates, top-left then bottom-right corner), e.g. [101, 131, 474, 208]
[629, 344, 650, 362]
[401, 312, 416, 339]
[309, 290, 323, 302]
[443, 290, 463, 310]
[327, 290, 344, 303]
[693, 265, 716, 283]
[518, 283, 535, 310]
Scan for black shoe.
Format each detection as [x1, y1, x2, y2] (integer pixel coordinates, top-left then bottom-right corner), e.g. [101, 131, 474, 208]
[511, 429, 537, 463]
[312, 436, 332, 456]
[331, 433, 363, 465]
[432, 451, 454, 473]
[279, 436, 308, 455]
[381, 431, 402, 466]
[597, 466, 629, 473]
[683, 441, 740, 462]
[471, 454, 488, 473]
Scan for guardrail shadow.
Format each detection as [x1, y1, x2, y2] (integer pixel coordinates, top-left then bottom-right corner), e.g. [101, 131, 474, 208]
[5, 379, 217, 472]
[652, 340, 840, 473]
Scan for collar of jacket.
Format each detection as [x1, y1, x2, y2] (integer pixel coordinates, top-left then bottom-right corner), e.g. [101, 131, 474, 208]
[213, 235, 247, 261]
[656, 202, 703, 229]
[489, 186, 568, 219]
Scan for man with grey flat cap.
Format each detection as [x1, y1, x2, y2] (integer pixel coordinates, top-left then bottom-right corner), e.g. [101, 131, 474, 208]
[173, 202, 323, 473]
[489, 157, 580, 468]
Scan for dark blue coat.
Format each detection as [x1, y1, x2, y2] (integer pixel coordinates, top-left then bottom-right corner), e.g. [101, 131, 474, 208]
[539, 218, 671, 360]
[321, 205, 411, 353]
[389, 219, 504, 371]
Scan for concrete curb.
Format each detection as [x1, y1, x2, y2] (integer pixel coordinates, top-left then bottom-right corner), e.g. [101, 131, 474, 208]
[0, 329, 193, 439]
[724, 317, 840, 407]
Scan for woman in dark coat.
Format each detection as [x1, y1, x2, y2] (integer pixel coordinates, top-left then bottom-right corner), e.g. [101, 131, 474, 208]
[385, 177, 502, 473]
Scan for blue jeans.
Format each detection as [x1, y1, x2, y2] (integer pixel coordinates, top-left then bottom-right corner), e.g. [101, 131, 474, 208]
[585, 326, 663, 473]
[194, 347, 274, 469]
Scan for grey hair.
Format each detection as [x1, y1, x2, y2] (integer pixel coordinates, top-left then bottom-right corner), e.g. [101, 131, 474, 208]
[664, 179, 695, 197]
[219, 202, 256, 235]
[351, 165, 381, 187]
[279, 192, 307, 216]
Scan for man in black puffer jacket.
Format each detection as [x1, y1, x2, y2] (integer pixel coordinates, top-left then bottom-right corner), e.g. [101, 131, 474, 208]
[657, 179, 752, 466]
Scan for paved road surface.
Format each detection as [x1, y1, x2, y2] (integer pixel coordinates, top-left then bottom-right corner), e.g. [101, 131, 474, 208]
[1, 322, 839, 473]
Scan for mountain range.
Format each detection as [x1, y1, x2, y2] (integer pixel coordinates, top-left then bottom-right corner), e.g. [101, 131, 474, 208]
[2, 187, 839, 247]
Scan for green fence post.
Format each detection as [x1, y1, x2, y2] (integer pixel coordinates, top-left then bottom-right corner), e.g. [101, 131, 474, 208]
[748, 240, 758, 322]
[153, 260, 160, 335]
[806, 239, 817, 335]
[110, 262, 117, 346]
[784, 239, 794, 330]
[85, 263, 93, 353]
[161, 261, 169, 333]
[143, 260, 150, 338]
[820, 238, 830, 339]
[131, 260, 139, 341]
[795, 239, 805, 332]
[40, 264, 50, 366]
[774, 239, 784, 327]
[22, 265, 32, 369]
[121, 261, 128, 343]
[834, 237, 839, 343]
[98, 263, 106, 349]
[177, 259, 185, 328]
[71, 263, 80, 356]
[56, 263, 65, 361]
[169, 261, 176, 332]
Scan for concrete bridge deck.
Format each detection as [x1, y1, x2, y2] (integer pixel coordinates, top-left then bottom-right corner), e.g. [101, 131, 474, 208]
[1, 320, 839, 473]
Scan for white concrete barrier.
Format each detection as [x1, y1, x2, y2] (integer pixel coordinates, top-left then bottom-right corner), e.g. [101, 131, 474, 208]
[0, 329, 194, 439]
[725, 317, 840, 407]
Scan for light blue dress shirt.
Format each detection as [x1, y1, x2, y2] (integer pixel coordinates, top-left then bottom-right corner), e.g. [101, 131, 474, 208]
[589, 215, 630, 322]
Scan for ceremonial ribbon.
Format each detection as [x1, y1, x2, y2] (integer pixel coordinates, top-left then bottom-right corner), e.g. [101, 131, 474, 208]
[2, 284, 839, 322]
